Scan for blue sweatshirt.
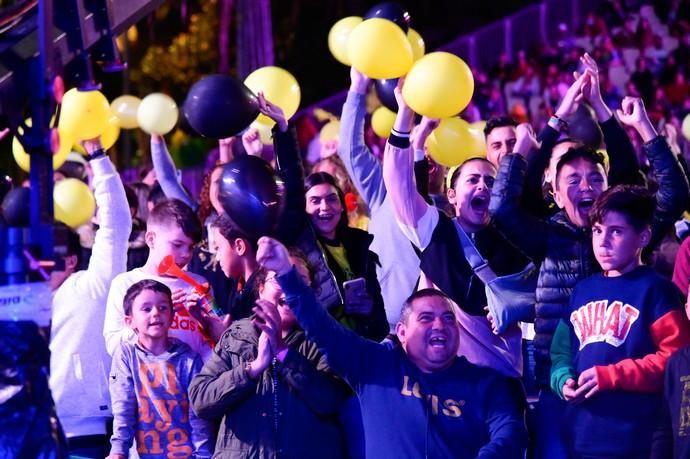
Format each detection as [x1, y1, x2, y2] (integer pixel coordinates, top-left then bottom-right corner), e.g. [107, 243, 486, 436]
[278, 267, 527, 459]
[551, 266, 690, 457]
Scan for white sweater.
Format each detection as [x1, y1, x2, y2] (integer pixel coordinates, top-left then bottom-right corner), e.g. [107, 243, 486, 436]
[49, 156, 132, 438]
[103, 268, 214, 362]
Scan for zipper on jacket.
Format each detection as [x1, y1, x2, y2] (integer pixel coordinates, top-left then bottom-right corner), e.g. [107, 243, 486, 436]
[271, 357, 280, 454]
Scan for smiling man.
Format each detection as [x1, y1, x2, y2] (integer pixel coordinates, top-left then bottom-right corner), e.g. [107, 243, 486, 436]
[255, 237, 527, 459]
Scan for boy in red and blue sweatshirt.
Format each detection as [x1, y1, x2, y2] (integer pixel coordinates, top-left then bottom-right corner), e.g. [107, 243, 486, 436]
[550, 185, 690, 458]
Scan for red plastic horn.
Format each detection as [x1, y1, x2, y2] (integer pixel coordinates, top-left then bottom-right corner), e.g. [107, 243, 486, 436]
[157, 255, 208, 295]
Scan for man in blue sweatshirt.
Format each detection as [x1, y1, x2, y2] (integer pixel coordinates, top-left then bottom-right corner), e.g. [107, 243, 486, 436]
[255, 236, 527, 459]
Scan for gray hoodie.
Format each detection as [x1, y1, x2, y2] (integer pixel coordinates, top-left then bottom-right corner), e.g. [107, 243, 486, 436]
[109, 338, 212, 458]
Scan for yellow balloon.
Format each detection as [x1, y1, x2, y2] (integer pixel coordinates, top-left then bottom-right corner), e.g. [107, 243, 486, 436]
[402, 52, 475, 119]
[407, 28, 425, 61]
[111, 95, 141, 129]
[328, 16, 362, 65]
[682, 114, 690, 141]
[425, 118, 484, 167]
[74, 114, 121, 153]
[12, 120, 73, 172]
[245, 66, 301, 127]
[347, 18, 413, 79]
[371, 106, 396, 138]
[54, 178, 96, 229]
[250, 121, 273, 145]
[470, 120, 487, 133]
[137, 93, 179, 135]
[320, 119, 340, 142]
[60, 88, 111, 141]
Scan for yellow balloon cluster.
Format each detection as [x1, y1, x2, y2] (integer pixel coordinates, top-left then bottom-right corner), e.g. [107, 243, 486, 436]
[54, 178, 96, 229]
[59, 88, 111, 141]
[425, 118, 485, 167]
[402, 52, 474, 119]
[371, 106, 397, 138]
[347, 18, 413, 79]
[328, 16, 362, 65]
[244, 66, 301, 127]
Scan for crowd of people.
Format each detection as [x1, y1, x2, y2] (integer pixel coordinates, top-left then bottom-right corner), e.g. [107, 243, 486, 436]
[38, 1, 690, 458]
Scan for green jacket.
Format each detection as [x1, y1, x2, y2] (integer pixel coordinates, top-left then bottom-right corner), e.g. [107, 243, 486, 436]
[188, 318, 348, 459]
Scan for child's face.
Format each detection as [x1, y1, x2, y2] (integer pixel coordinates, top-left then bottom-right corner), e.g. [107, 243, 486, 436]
[125, 289, 174, 339]
[146, 223, 195, 269]
[553, 158, 608, 227]
[212, 227, 242, 278]
[592, 211, 649, 277]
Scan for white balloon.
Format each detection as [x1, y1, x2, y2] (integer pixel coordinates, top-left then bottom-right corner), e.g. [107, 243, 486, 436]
[137, 93, 179, 135]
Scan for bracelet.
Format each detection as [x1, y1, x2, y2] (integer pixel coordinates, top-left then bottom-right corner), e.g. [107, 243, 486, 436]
[85, 148, 107, 161]
[549, 115, 568, 132]
[391, 128, 411, 137]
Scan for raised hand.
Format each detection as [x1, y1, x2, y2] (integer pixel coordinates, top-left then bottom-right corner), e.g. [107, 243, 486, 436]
[554, 71, 588, 119]
[241, 127, 263, 156]
[256, 237, 291, 276]
[247, 331, 273, 379]
[616, 96, 656, 142]
[257, 91, 288, 132]
[512, 123, 540, 157]
[411, 117, 440, 151]
[575, 53, 612, 121]
[253, 299, 286, 354]
[350, 67, 371, 95]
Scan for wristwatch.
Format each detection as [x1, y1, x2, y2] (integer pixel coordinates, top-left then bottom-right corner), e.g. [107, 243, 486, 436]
[85, 148, 107, 161]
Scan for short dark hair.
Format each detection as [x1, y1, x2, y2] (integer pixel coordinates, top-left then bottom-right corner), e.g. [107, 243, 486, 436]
[589, 185, 655, 231]
[483, 116, 518, 138]
[304, 172, 348, 236]
[147, 183, 166, 206]
[148, 198, 203, 243]
[123, 279, 172, 316]
[54, 221, 82, 267]
[447, 157, 496, 190]
[210, 213, 258, 252]
[554, 147, 606, 189]
[398, 288, 454, 324]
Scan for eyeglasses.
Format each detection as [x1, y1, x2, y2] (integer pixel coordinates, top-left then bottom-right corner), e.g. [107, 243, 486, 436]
[277, 297, 289, 307]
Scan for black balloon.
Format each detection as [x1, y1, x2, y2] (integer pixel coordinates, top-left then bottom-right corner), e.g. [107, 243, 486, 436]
[375, 78, 399, 112]
[218, 155, 285, 239]
[183, 74, 260, 139]
[364, 2, 411, 33]
[2, 187, 30, 227]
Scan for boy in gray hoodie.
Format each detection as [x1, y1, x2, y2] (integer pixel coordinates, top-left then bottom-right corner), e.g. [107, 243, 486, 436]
[107, 280, 212, 459]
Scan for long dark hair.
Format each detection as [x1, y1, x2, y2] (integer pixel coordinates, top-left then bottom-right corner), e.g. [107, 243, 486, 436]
[304, 172, 349, 239]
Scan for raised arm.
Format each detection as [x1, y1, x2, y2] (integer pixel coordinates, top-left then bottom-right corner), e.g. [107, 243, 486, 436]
[489, 125, 553, 262]
[256, 237, 388, 388]
[616, 97, 690, 251]
[80, 140, 132, 293]
[578, 53, 641, 186]
[150, 134, 197, 209]
[339, 68, 387, 210]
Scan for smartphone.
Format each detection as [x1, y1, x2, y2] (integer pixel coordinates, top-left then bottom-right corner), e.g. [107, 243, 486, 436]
[343, 277, 367, 304]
